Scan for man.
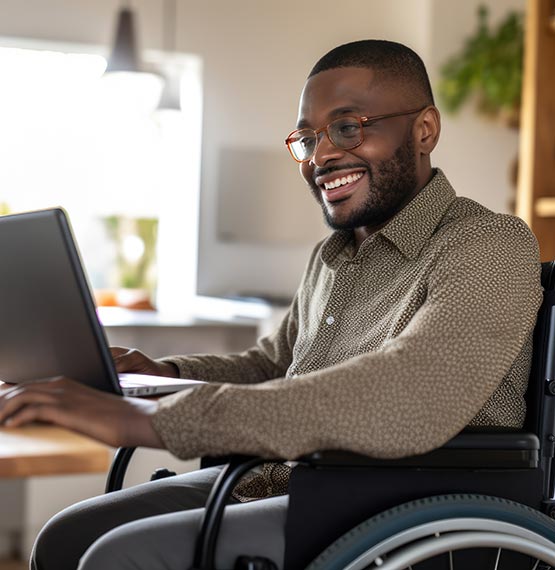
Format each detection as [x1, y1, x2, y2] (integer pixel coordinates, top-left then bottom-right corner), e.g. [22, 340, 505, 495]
[0, 40, 542, 570]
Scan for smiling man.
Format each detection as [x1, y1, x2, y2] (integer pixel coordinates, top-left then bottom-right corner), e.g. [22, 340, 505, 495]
[0, 40, 542, 570]
[291, 58, 433, 242]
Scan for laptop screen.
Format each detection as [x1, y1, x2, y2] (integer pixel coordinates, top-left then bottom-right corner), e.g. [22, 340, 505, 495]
[0, 208, 121, 393]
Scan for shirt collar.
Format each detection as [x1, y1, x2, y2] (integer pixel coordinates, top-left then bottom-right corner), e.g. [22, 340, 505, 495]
[320, 169, 456, 267]
[379, 168, 456, 259]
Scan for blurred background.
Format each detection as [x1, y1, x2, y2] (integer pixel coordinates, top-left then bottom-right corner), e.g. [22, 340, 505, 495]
[0, 0, 530, 312]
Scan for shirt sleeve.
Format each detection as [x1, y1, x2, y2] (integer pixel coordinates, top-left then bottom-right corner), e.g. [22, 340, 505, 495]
[150, 217, 542, 461]
[157, 294, 299, 384]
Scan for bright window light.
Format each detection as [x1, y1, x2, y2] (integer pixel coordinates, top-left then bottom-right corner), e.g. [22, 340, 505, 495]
[0, 41, 203, 314]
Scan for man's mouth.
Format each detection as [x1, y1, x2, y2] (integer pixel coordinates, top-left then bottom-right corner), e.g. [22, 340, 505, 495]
[322, 171, 364, 190]
[315, 170, 367, 203]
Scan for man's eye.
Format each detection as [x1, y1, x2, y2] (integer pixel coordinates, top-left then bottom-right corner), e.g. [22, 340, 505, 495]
[298, 136, 313, 149]
[337, 123, 359, 137]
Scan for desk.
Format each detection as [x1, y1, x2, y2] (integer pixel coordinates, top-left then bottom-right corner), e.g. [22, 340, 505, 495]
[0, 419, 111, 559]
[0, 423, 111, 562]
[0, 382, 111, 479]
[0, 425, 110, 479]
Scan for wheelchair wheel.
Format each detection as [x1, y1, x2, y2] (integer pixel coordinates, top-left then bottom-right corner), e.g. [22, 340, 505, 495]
[306, 494, 555, 570]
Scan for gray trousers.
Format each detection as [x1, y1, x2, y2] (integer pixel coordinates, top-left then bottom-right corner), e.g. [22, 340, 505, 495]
[31, 467, 288, 570]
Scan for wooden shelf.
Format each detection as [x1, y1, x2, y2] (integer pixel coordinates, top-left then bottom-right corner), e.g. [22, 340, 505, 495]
[516, 0, 555, 260]
[535, 198, 555, 218]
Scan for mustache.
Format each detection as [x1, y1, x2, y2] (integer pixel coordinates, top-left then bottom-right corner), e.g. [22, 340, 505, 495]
[312, 163, 369, 182]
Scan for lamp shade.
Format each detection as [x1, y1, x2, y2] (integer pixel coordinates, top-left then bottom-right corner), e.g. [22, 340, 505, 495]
[105, 8, 139, 73]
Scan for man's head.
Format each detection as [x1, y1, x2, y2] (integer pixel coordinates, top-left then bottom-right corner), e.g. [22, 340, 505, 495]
[287, 40, 440, 237]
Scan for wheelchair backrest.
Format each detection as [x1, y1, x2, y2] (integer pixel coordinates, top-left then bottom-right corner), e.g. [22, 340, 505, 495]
[525, 260, 555, 499]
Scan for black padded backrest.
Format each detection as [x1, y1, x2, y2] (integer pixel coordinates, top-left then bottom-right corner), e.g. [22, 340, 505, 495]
[525, 260, 555, 498]
[525, 261, 555, 431]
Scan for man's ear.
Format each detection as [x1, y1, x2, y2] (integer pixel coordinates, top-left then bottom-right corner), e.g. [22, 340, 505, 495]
[415, 106, 441, 156]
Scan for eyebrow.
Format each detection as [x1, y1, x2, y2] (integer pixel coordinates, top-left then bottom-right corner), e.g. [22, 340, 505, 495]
[295, 106, 365, 130]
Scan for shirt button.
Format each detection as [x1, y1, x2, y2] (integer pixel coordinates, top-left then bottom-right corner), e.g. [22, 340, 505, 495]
[325, 315, 335, 325]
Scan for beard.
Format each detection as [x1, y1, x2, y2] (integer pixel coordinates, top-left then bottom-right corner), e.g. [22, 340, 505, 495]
[311, 135, 419, 231]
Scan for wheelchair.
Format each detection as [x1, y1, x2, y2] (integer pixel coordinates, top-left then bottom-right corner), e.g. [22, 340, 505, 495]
[106, 261, 555, 569]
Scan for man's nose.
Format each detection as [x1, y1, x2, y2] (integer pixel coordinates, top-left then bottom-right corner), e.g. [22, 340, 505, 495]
[310, 131, 344, 167]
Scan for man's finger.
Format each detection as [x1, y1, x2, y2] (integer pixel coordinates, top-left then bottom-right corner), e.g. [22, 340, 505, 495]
[0, 391, 59, 425]
[1, 377, 68, 398]
[3, 403, 49, 427]
[110, 346, 132, 357]
[112, 348, 150, 372]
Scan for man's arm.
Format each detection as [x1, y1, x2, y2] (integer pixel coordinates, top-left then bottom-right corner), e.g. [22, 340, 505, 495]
[109, 296, 299, 383]
[146, 241, 325, 385]
[156, 298, 299, 384]
[0, 377, 163, 448]
[0, 246, 311, 444]
[0, 300, 299, 445]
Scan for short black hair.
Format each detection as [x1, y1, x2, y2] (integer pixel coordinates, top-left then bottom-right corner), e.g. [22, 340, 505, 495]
[309, 40, 435, 106]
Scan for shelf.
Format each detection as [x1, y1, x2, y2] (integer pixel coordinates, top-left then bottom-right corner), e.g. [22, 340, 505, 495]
[534, 197, 555, 218]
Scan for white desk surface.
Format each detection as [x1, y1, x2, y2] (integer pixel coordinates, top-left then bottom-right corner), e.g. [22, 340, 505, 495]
[98, 296, 272, 328]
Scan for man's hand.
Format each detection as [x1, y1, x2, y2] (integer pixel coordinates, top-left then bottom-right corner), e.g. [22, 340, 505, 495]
[0, 377, 164, 449]
[111, 347, 179, 378]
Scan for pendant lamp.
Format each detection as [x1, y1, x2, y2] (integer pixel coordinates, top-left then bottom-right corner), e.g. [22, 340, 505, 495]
[104, 3, 164, 112]
[105, 7, 140, 73]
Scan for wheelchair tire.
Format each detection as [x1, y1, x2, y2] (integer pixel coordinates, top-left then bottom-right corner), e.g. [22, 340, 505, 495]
[305, 494, 555, 570]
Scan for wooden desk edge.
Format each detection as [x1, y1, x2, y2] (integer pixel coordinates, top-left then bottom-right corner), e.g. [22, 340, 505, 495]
[0, 424, 111, 478]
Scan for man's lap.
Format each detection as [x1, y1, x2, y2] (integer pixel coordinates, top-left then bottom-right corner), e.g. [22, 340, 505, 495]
[78, 495, 288, 570]
[31, 466, 288, 570]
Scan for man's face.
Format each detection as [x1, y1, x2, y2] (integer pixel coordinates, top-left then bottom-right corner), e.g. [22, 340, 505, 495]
[297, 67, 421, 231]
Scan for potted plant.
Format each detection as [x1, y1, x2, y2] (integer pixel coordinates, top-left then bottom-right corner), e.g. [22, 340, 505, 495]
[438, 5, 524, 129]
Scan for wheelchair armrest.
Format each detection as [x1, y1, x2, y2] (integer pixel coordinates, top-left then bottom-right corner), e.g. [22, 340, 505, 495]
[105, 447, 137, 493]
[192, 456, 270, 570]
[299, 431, 540, 470]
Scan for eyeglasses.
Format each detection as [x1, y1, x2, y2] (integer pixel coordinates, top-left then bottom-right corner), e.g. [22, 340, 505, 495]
[285, 107, 426, 163]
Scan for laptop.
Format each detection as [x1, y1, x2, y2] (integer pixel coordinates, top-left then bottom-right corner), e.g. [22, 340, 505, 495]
[0, 208, 205, 396]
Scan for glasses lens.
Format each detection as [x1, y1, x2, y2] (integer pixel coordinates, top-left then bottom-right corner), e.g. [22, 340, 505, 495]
[288, 129, 316, 162]
[328, 117, 362, 149]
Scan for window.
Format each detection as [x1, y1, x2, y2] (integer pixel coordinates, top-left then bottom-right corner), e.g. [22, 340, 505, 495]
[0, 38, 203, 313]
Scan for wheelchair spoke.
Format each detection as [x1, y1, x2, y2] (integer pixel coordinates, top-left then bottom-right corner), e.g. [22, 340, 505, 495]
[493, 547, 501, 570]
[530, 561, 552, 570]
[436, 531, 454, 570]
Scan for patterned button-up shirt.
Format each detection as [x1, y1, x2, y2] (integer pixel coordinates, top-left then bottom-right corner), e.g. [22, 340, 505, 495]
[152, 170, 542, 475]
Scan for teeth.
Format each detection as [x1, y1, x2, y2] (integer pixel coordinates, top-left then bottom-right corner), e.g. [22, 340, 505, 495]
[323, 172, 363, 190]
